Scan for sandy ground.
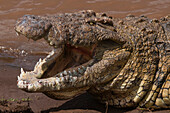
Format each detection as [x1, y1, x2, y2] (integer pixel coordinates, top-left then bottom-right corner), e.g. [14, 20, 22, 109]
[0, 65, 169, 113]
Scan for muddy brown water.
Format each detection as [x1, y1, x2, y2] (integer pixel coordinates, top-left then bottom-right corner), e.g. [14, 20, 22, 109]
[0, 0, 170, 69]
[0, 0, 169, 112]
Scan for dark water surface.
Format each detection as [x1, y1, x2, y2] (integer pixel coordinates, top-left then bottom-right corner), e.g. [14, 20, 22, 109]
[0, 0, 170, 69]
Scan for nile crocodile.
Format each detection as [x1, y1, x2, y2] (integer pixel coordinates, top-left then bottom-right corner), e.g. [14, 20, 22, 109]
[15, 10, 170, 110]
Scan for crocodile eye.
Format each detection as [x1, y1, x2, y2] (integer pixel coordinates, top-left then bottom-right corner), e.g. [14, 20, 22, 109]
[86, 20, 96, 26]
[90, 22, 94, 25]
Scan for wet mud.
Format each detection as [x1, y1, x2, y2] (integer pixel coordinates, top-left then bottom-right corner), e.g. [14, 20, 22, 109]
[0, 0, 170, 112]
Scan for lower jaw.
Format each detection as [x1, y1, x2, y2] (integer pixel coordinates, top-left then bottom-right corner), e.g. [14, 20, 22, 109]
[40, 49, 94, 99]
[40, 59, 92, 100]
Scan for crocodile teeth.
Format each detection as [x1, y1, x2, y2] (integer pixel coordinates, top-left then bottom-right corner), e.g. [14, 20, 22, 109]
[68, 71, 72, 76]
[23, 81, 27, 84]
[47, 49, 55, 58]
[71, 76, 77, 82]
[78, 68, 84, 74]
[34, 58, 44, 69]
[82, 66, 86, 70]
[28, 84, 34, 90]
[64, 76, 69, 81]
[17, 81, 22, 87]
[16, 32, 20, 36]
[39, 58, 42, 63]
[20, 68, 26, 77]
[64, 70, 67, 75]
[55, 77, 60, 84]
[37, 58, 42, 64]
[21, 68, 25, 74]
[60, 77, 64, 82]
[73, 70, 78, 76]
[17, 81, 26, 88]
[35, 59, 41, 67]
[38, 80, 42, 83]
[17, 76, 20, 81]
[60, 73, 63, 77]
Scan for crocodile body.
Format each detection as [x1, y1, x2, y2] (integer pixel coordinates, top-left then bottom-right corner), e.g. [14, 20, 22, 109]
[15, 10, 170, 110]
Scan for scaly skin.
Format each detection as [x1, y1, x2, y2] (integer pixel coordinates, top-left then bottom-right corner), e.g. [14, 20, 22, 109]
[15, 10, 170, 110]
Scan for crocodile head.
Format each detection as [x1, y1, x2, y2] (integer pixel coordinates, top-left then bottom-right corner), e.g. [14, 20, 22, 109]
[15, 10, 130, 99]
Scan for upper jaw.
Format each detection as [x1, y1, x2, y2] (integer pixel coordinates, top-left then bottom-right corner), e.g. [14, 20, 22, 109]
[15, 15, 52, 41]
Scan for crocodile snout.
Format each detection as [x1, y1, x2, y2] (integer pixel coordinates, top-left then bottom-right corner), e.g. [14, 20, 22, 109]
[15, 15, 52, 40]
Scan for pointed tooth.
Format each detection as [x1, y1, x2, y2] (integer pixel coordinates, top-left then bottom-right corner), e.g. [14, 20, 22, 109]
[69, 76, 73, 82]
[55, 77, 60, 84]
[39, 58, 42, 63]
[82, 66, 86, 70]
[48, 82, 52, 87]
[43, 81, 47, 86]
[23, 81, 27, 84]
[64, 76, 69, 81]
[68, 71, 72, 76]
[60, 77, 64, 82]
[36, 60, 40, 66]
[72, 76, 77, 82]
[60, 73, 63, 77]
[64, 70, 67, 75]
[17, 81, 22, 85]
[46, 55, 50, 58]
[35, 61, 41, 68]
[16, 32, 19, 36]
[78, 68, 84, 74]
[18, 81, 24, 88]
[47, 49, 55, 58]
[51, 49, 55, 55]
[38, 80, 42, 83]
[20, 73, 23, 78]
[35, 62, 39, 67]
[21, 68, 24, 73]
[28, 84, 33, 90]
[17, 76, 20, 80]
[73, 70, 78, 76]
[20, 68, 25, 75]
[47, 53, 51, 58]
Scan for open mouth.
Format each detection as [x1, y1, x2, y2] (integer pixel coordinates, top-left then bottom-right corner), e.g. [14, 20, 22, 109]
[17, 43, 96, 94]
[15, 12, 128, 100]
